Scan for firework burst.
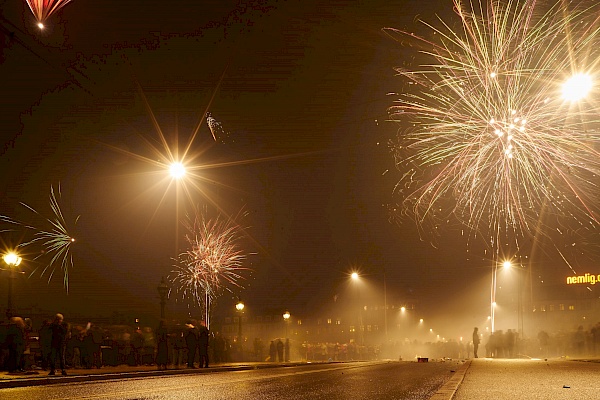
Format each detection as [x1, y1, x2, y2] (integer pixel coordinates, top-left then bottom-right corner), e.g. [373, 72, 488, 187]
[1, 184, 79, 291]
[169, 209, 249, 308]
[24, 0, 74, 29]
[386, 0, 600, 245]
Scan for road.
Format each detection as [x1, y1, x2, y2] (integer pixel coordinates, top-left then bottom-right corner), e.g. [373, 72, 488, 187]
[0, 361, 459, 400]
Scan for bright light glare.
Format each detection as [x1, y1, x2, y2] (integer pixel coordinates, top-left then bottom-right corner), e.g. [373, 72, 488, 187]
[351, 272, 359, 280]
[37, 22, 44, 29]
[400, 306, 406, 312]
[562, 73, 592, 101]
[236, 301, 244, 311]
[503, 261, 512, 269]
[169, 162, 186, 179]
[3, 252, 22, 266]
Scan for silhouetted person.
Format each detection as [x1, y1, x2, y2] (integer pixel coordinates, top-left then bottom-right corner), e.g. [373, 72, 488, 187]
[197, 321, 209, 368]
[49, 313, 68, 376]
[472, 327, 480, 358]
[269, 340, 276, 362]
[276, 339, 284, 362]
[155, 320, 169, 370]
[185, 320, 198, 368]
[285, 338, 290, 362]
[131, 329, 144, 366]
[39, 319, 52, 370]
[506, 329, 516, 358]
[6, 317, 25, 372]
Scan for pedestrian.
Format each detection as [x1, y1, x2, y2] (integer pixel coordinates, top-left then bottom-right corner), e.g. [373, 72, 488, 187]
[472, 327, 480, 358]
[6, 317, 25, 373]
[197, 321, 209, 368]
[131, 329, 144, 366]
[39, 319, 52, 371]
[285, 338, 290, 362]
[276, 338, 284, 362]
[155, 320, 169, 370]
[172, 328, 186, 368]
[49, 313, 68, 376]
[185, 320, 198, 368]
[269, 340, 276, 362]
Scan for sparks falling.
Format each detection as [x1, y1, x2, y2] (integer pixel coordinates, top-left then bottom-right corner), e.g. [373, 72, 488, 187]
[386, 0, 600, 243]
[169, 209, 249, 307]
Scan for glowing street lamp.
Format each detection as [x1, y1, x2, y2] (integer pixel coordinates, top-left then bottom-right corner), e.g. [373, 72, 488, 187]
[169, 162, 186, 179]
[283, 311, 291, 362]
[236, 299, 245, 339]
[283, 310, 291, 338]
[3, 251, 22, 319]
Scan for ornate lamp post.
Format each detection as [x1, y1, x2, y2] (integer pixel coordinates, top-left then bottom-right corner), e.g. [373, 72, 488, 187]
[236, 299, 245, 360]
[283, 310, 291, 362]
[3, 251, 22, 320]
[236, 299, 245, 337]
[157, 276, 169, 320]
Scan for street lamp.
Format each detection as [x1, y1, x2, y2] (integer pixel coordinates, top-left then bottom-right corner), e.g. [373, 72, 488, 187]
[283, 310, 290, 338]
[157, 276, 169, 320]
[283, 311, 291, 362]
[169, 162, 186, 179]
[236, 299, 245, 338]
[350, 272, 363, 345]
[236, 299, 245, 360]
[3, 251, 22, 320]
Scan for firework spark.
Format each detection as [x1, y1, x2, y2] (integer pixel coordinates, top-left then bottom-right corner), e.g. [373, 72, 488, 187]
[386, 0, 600, 244]
[1, 184, 79, 291]
[206, 112, 230, 143]
[169, 209, 249, 307]
[24, 0, 74, 28]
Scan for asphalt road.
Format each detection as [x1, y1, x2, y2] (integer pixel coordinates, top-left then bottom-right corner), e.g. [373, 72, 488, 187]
[0, 361, 459, 400]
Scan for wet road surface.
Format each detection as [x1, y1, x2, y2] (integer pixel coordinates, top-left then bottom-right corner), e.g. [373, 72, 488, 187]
[0, 361, 460, 400]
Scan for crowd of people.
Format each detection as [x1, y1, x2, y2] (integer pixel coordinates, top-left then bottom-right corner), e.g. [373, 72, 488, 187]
[0, 314, 216, 374]
[2, 314, 600, 373]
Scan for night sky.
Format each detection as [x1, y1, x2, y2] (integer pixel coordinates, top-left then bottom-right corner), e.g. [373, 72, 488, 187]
[1, 0, 592, 335]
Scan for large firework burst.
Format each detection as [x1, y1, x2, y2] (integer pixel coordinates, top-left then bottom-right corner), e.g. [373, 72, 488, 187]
[169, 209, 249, 308]
[1, 184, 78, 291]
[386, 0, 600, 245]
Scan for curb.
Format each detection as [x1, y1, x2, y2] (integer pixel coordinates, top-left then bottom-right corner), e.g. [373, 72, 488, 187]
[429, 359, 471, 400]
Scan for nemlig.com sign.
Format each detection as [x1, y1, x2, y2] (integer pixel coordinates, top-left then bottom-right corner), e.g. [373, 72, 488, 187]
[566, 273, 600, 285]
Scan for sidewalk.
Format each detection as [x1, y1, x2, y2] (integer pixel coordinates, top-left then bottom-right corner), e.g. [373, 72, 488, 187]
[451, 357, 600, 400]
[0, 361, 313, 389]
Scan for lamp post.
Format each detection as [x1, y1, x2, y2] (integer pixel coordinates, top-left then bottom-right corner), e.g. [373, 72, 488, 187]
[351, 272, 363, 345]
[3, 252, 22, 320]
[236, 299, 245, 360]
[283, 311, 290, 362]
[283, 310, 290, 338]
[157, 276, 169, 320]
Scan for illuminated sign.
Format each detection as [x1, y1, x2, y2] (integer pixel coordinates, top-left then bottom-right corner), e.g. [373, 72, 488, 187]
[566, 273, 599, 285]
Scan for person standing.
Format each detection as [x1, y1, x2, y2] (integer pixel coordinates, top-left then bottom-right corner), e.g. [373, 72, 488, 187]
[39, 319, 52, 371]
[155, 320, 169, 370]
[472, 327, 481, 358]
[276, 339, 284, 362]
[269, 340, 276, 362]
[185, 320, 198, 368]
[49, 313, 68, 376]
[197, 321, 209, 368]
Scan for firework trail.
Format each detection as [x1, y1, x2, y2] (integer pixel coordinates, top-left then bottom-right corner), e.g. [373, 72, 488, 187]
[24, 0, 74, 28]
[170, 209, 249, 308]
[206, 112, 230, 143]
[385, 0, 600, 245]
[1, 184, 79, 291]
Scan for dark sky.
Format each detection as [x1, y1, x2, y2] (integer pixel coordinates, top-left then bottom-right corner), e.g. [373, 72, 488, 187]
[0, 0, 590, 335]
